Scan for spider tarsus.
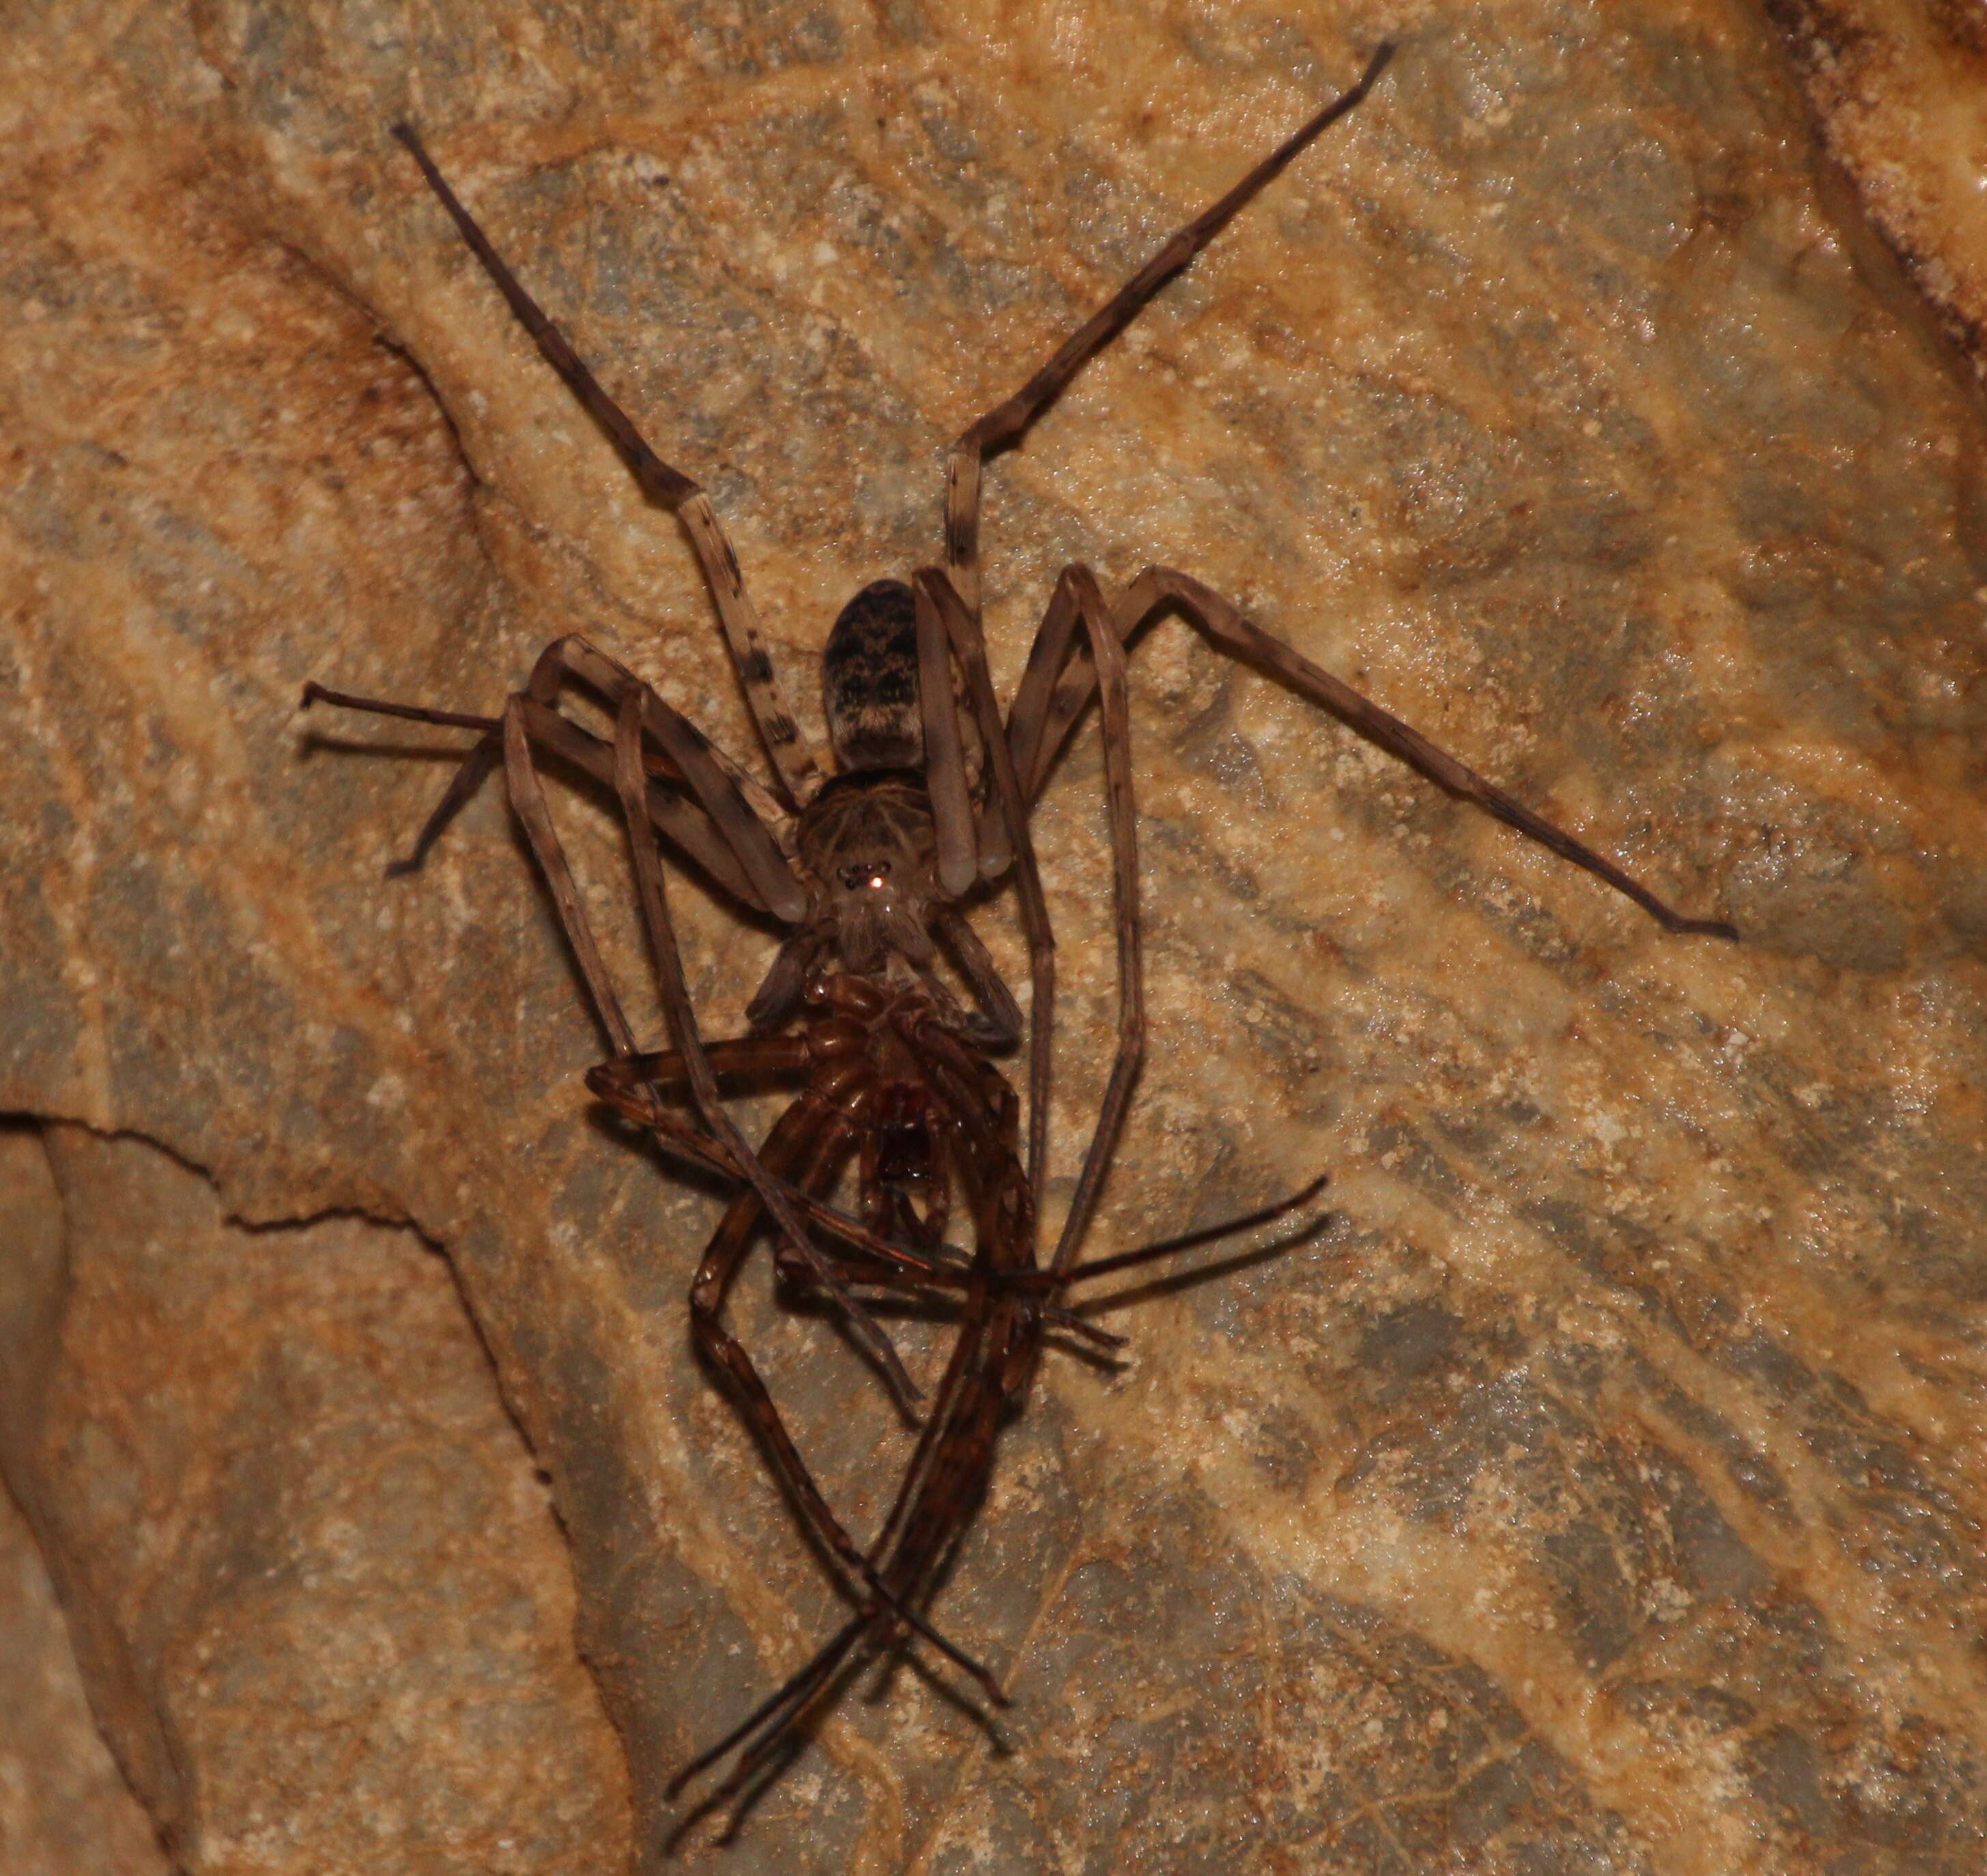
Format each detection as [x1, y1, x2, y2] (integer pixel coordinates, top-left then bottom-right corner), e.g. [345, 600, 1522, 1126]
[1059, 1168, 1335, 1287]
[1649, 899, 1740, 940]
[1359, 40, 1398, 90]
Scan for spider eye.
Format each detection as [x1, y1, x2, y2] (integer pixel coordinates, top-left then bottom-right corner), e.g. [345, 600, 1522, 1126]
[841, 860, 891, 891]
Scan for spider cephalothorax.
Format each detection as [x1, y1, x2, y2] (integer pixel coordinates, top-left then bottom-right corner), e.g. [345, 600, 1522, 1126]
[795, 770, 942, 969]
[728, 766, 947, 1028]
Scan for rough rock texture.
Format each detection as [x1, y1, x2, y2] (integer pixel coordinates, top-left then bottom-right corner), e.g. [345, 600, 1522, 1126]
[0, 1125, 631, 1873]
[1768, 0, 1987, 373]
[5, 1, 1987, 1873]
[0, 1462, 172, 1876]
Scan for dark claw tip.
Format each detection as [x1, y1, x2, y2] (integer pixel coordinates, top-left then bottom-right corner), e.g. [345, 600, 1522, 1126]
[298, 682, 321, 709]
[382, 856, 421, 880]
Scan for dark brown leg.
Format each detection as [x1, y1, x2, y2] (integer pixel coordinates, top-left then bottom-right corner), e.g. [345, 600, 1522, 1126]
[678, 1089, 1002, 1701]
[676, 1293, 1005, 1828]
[863, 1284, 994, 1574]
[587, 1054, 1118, 1346]
[611, 689, 915, 1400]
[941, 44, 1394, 622]
[592, 1035, 813, 1093]
[665, 1614, 868, 1815]
[591, 1059, 978, 1290]
[859, 1045, 1022, 1574]
[675, 1049, 1048, 1815]
[1058, 1170, 1331, 1285]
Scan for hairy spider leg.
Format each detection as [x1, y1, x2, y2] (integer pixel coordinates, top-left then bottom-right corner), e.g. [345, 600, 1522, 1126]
[391, 123, 825, 807]
[1007, 565, 1740, 940]
[298, 680, 760, 901]
[941, 44, 1396, 629]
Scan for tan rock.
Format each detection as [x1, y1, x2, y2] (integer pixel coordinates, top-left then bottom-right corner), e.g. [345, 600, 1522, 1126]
[0, 1197, 171, 1876]
[4, 2, 1986, 1872]
[0, 1127, 630, 1874]
[1770, 0, 1987, 374]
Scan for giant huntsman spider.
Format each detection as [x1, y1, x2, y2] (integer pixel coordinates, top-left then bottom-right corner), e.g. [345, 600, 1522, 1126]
[302, 37, 1737, 1827]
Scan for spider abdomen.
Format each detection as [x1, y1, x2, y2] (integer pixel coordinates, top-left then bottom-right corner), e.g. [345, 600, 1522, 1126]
[824, 578, 924, 773]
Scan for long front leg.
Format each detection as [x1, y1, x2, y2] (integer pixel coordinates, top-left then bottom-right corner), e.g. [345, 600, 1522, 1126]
[941, 44, 1394, 624]
[392, 124, 825, 809]
[1010, 566, 1739, 940]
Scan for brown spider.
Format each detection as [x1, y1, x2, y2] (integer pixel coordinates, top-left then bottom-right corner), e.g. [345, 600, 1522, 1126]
[302, 35, 1735, 1822]
[304, 32, 1726, 1324]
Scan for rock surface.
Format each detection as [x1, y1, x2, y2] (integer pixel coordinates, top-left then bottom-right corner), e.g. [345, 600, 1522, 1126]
[1769, 0, 1987, 374]
[0, 1125, 631, 1874]
[5, 2, 1986, 1873]
[0, 1454, 171, 1876]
